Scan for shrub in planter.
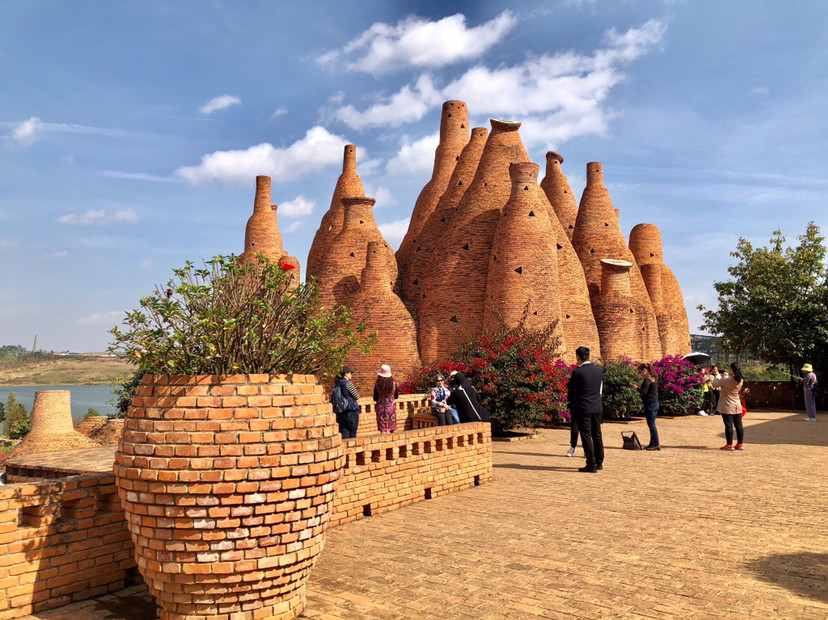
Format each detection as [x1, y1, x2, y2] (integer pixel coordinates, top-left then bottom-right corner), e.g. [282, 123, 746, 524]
[600, 356, 642, 419]
[653, 354, 705, 416]
[109, 254, 374, 620]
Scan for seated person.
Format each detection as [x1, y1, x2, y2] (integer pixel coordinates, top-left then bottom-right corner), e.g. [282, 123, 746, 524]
[429, 374, 457, 425]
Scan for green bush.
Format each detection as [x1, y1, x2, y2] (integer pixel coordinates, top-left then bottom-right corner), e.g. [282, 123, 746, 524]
[3, 393, 31, 439]
[600, 357, 642, 420]
[109, 254, 374, 380]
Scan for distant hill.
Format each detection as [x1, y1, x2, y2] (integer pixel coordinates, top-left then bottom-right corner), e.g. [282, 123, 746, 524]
[0, 355, 132, 386]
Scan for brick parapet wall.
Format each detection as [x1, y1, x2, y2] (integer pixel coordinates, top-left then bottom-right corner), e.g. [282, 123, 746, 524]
[331, 422, 492, 527]
[0, 473, 135, 620]
[0, 415, 491, 618]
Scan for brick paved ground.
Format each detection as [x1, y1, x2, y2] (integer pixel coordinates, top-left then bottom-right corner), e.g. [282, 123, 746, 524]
[20, 410, 828, 619]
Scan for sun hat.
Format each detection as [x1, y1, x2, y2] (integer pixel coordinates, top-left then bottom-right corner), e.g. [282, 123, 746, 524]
[377, 364, 392, 377]
[449, 370, 458, 377]
[802, 363, 813, 372]
[341, 366, 354, 375]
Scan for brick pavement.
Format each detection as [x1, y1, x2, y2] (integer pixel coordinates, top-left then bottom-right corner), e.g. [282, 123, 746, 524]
[19, 411, 828, 619]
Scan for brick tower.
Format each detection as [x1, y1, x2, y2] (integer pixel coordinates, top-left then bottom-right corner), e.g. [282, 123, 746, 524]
[307, 145, 365, 280]
[239, 176, 283, 262]
[592, 259, 660, 361]
[572, 162, 661, 360]
[417, 119, 529, 362]
[315, 196, 396, 309]
[629, 223, 691, 355]
[535, 189, 601, 363]
[345, 241, 421, 394]
[540, 151, 578, 241]
[7, 390, 98, 458]
[484, 162, 564, 342]
[397, 101, 469, 300]
[403, 126, 489, 314]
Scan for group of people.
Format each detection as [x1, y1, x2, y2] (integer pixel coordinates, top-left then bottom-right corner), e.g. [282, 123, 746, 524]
[332, 364, 490, 439]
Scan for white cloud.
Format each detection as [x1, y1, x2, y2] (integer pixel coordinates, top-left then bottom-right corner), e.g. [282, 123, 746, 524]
[324, 11, 517, 75]
[366, 185, 397, 206]
[57, 209, 138, 225]
[199, 95, 242, 114]
[386, 132, 439, 176]
[278, 195, 315, 218]
[139, 259, 152, 269]
[0, 237, 20, 248]
[283, 221, 301, 234]
[335, 75, 442, 129]
[101, 171, 182, 183]
[78, 310, 124, 325]
[5, 117, 125, 145]
[43, 250, 68, 259]
[752, 86, 769, 96]
[378, 217, 411, 249]
[269, 107, 288, 120]
[175, 126, 352, 185]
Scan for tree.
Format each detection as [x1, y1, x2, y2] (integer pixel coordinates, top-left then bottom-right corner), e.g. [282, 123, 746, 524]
[3, 393, 31, 439]
[698, 222, 828, 376]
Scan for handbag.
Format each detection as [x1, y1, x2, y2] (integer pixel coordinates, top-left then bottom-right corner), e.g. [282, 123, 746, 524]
[739, 391, 747, 417]
[621, 431, 643, 450]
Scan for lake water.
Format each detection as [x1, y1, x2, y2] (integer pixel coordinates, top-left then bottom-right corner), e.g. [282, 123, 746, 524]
[0, 385, 118, 424]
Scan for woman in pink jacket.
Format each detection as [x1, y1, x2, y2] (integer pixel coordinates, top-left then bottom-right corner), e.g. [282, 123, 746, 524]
[712, 362, 745, 450]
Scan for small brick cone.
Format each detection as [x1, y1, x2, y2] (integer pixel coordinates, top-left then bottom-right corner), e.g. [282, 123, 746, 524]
[239, 176, 284, 263]
[7, 390, 99, 459]
[484, 162, 563, 343]
[315, 197, 397, 309]
[540, 151, 578, 241]
[592, 259, 660, 361]
[345, 241, 421, 394]
[630, 223, 691, 355]
[572, 162, 661, 360]
[403, 126, 488, 313]
[417, 119, 529, 362]
[307, 145, 365, 280]
[397, 101, 470, 293]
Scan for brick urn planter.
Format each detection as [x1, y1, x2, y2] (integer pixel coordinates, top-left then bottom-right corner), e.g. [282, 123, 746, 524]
[114, 373, 344, 620]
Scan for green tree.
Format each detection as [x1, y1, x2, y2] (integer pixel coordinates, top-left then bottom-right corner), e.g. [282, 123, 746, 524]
[698, 222, 828, 376]
[4, 393, 31, 439]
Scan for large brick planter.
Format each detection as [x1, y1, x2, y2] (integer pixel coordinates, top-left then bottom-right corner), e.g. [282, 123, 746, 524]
[113, 374, 344, 620]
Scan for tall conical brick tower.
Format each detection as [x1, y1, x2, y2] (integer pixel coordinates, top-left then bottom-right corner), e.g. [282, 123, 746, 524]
[417, 119, 529, 362]
[572, 162, 661, 359]
[397, 101, 469, 298]
[307, 145, 365, 280]
[403, 126, 488, 313]
[239, 176, 284, 262]
[535, 187, 601, 363]
[592, 259, 659, 361]
[484, 162, 564, 343]
[344, 241, 421, 394]
[629, 223, 691, 355]
[315, 196, 396, 309]
[540, 151, 578, 241]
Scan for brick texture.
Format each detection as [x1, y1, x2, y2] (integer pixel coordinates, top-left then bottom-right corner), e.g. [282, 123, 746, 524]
[629, 223, 691, 355]
[238, 176, 283, 263]
[539, 151, 578, 241]
[306, 145, 365, 280]
[396, 101, 469, 305]
[113, 374, 344, 620]
[417, 119, 530, 362]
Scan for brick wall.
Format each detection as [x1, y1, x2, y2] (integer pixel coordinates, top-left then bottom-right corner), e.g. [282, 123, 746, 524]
[0, 409, 491, 619]
[745, 381, 825, 411]
[0, 473, 135, 620]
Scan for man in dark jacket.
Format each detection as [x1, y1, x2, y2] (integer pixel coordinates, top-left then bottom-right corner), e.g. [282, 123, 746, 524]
[567, 347, 604, 472]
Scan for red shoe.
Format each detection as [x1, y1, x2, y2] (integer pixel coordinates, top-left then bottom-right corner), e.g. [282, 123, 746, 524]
[720, 444, 734, 451]
[734, 444, 744, 450]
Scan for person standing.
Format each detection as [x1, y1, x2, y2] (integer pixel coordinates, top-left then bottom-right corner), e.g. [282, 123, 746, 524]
[636, 363, 660, 450]
[712, 362, 745, 450]
[802, 363, 818, 421]
[567, 346, 604, 473]
[373, 364, 399, 433]
[335, 366, 360, 439]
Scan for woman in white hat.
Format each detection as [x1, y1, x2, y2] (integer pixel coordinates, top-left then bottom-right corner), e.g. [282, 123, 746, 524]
[373, 364, 399, 433]
[801, 363, 818, 421]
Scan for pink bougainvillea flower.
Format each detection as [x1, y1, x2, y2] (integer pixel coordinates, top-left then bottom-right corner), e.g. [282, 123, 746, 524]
[277, 261, 295, 271]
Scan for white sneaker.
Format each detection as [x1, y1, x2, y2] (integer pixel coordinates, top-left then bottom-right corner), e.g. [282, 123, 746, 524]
[566, 446, 576, 457]
[698, 411, 709, 416]
[805, 417, 816, 422]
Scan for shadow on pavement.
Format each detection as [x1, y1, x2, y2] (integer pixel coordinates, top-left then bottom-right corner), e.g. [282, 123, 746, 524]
[748, 552, 828, 603]
[493, 463, 579, 472]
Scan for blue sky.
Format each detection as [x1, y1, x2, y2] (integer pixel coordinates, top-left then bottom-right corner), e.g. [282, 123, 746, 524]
[1, 1, 827, 353]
